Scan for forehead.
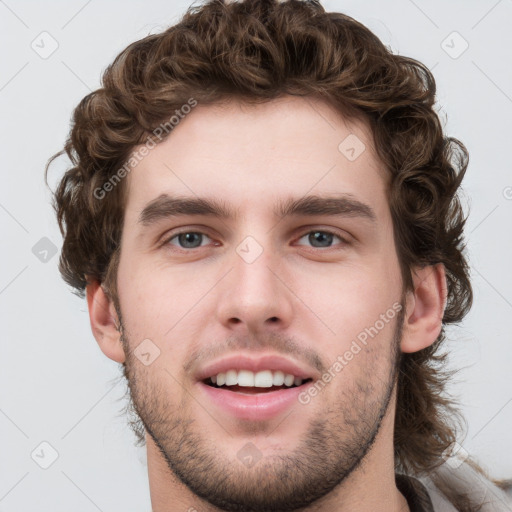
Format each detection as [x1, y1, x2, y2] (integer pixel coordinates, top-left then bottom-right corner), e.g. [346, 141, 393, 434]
[123, 95, 389, 222]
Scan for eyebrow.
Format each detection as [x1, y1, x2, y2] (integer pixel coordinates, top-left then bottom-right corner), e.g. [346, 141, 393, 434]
[138, 193, 376, 226]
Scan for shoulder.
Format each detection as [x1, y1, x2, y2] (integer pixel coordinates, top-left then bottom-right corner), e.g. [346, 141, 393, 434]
[412, 460, 512, 512]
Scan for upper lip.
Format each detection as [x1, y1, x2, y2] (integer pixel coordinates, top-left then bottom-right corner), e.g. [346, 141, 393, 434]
[195, 353, 319, 382]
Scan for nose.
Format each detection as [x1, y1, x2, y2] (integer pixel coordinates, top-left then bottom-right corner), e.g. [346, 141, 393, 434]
[215, 242, 294, 334]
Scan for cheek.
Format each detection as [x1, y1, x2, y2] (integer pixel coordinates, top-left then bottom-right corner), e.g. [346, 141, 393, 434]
[292, 260, 402, 351]
[117, 259, 203, 341]
[118, 271, 202, 384]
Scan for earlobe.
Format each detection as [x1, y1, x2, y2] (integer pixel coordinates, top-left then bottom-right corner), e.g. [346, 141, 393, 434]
[400, 263, 447, 354]
[86, 277, 126, 363]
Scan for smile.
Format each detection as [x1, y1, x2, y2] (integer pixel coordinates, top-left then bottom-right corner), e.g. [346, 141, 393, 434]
[198, 377, 314, 421]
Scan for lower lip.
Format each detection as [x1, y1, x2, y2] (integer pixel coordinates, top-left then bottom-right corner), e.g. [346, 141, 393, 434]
[198, 381, 308, 421]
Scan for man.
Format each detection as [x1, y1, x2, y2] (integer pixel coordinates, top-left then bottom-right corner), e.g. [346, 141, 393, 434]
[46, 0, 512, 510]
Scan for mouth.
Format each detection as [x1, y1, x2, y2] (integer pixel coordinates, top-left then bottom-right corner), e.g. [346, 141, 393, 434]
[198, 374, 315, 421]
[202, 377, 314, 394]
[195, 355, 318, 420]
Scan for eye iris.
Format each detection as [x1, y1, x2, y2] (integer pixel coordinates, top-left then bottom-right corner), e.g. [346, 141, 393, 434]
[176, 232, 334, 249]
[309, 231, 333, 247]
[178, 232, 202, 248]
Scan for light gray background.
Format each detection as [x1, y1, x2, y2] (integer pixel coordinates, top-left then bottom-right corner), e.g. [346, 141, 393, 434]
[1, 0, 511, 510]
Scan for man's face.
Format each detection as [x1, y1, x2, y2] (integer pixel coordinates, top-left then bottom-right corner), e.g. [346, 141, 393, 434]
[115, 96, 405, 511]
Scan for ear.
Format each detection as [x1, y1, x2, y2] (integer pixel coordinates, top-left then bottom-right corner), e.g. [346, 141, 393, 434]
[400, 263, 447, 353]
[86, 277, 126, 363]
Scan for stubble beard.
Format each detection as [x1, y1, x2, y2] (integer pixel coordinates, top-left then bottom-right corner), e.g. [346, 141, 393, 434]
[116, 304, 404, 512]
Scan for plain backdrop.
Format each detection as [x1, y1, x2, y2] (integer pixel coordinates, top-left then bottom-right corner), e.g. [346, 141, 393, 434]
[1, 0, 511, 510]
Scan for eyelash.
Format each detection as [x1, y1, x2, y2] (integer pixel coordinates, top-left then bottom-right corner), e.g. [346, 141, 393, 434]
[162, 228, 350, 251]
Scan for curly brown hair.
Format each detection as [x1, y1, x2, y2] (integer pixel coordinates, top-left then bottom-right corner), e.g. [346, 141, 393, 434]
[46, 0, 482, 503]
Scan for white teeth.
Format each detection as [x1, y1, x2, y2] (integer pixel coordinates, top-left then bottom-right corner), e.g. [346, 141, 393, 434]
[254, 370, 273, 387]
[209, 369, 304, 388]
[284, 374, 295, 387]
[238, 369, 255, 386]
[225, 369, 238, 386]
[272, 370, 285, 386]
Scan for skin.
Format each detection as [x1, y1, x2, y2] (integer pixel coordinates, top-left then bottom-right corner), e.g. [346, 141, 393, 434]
[87, 95, 446, 511]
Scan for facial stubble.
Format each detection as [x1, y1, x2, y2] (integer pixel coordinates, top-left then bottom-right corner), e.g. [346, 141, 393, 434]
[116, 302, 404, 512]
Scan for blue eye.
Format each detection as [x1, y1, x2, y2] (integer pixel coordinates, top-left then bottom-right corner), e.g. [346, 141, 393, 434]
[296, 230, 346, 248]
[163, 229, 348, 251]
[168, 232, 212, 249]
